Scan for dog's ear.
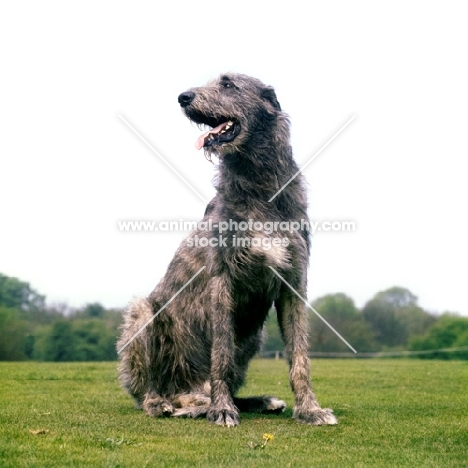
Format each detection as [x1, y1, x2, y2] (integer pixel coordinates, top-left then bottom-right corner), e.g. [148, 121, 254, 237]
[261, 86, 281, 111]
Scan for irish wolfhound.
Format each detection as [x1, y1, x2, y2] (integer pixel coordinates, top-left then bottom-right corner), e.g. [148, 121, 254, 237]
[117, 73, 337, 426]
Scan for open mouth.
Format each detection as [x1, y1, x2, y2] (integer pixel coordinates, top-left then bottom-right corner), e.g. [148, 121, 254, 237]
[196, 120, 240, 150]
[186, 111, 241, 150]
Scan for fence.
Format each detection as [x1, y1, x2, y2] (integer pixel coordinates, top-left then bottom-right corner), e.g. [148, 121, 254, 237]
[259, 346, 468, 359]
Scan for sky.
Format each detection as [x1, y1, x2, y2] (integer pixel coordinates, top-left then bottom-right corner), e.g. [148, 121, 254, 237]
[1, 1, 467, 316]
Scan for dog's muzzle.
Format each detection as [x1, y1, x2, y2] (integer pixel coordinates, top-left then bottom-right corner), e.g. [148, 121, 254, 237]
[177, 90, 241, 150]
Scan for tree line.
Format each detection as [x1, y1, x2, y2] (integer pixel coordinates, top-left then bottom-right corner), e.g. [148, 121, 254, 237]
[1, 272, 467, 361]
[0, 273, 120, 361]
[264, 287, 468, 358]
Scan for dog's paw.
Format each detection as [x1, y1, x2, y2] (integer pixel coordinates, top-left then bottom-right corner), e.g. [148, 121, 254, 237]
[207, 407, 239, 427]
[264, 397, 287, 414]
[293, 407, 338, 426]
[143, 395, 174, 417]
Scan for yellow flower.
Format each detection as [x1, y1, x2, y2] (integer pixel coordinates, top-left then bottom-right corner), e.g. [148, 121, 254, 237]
[248, 433, 275, 450]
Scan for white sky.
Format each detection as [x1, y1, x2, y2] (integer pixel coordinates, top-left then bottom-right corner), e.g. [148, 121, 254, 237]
[1, 1, 467, 315]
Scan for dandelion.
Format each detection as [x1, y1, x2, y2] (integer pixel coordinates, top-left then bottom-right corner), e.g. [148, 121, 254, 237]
[261, 433, 274, 448]
[247, 433, 275, 449]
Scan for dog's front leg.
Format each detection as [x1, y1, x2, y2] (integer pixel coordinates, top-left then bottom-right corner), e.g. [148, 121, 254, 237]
[206, 276, 239, 427]
[276, 289, 338, 425]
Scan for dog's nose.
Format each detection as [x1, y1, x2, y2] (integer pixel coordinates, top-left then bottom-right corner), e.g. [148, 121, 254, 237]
[178, 91, 195, 107]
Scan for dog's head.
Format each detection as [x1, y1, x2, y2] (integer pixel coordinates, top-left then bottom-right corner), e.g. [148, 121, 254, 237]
[178, 73, 284, 157]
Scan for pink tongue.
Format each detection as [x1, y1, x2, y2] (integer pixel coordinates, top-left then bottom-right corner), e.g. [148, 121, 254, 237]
[195, 122, 228, 150]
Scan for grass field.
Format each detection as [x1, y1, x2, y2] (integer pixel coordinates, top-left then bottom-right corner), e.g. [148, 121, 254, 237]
[0, 359, 467, 467]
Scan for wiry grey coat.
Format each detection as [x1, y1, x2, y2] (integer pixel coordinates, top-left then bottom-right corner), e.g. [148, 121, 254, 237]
[117, 73, 337, 426]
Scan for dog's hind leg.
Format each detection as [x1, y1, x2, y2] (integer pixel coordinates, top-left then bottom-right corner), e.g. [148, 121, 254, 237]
[174, 396, 286, 417]
[141, 304, 177, 417]
[171, 389, 211, 418]
[117, 298, 174, 416]
[117, 298, 154, 409]
[143, 394, 174, 417]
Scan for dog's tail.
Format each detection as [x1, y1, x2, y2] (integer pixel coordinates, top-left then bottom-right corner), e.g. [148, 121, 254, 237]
[117, 297, 154, 408]
[234, 396, 286, 414]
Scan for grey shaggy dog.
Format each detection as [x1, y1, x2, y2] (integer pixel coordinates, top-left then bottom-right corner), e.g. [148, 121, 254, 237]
[117, 73, 337, 427]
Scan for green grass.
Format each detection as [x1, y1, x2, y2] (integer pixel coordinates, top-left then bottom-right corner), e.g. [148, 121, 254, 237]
[0, 359, 467, 467]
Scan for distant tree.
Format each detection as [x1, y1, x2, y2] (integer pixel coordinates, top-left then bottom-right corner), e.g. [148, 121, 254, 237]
[362, 287, 433, 348]
[0, 307, 28, 360]
[102, 307, 125, 330]
[82, 303, 106, 318]
[310, 294, 376, 353]
[42, 320, 76, 361]
[73, 319, 117, 361]
[409, 314, 468, 359]
[373, 286, 418, 308]
[20, 304, 64, 329]
[0, 273, 123, 362]
[395, 305, 436, 339]
[0, 273, 45, 311]
[22, 334, 36, 360]
[46, 302, 73, 317]
[362, 301, 402, 347]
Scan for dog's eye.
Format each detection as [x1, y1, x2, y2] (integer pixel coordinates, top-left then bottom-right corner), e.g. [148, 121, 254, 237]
[221, 81, 233, 89]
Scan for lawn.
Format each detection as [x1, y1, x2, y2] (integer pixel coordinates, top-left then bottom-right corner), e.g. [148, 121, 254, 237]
[0, 359, 467, 467]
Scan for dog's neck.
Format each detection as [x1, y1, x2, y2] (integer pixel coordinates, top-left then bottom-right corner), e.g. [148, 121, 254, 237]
[214, 147, 307, 220]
